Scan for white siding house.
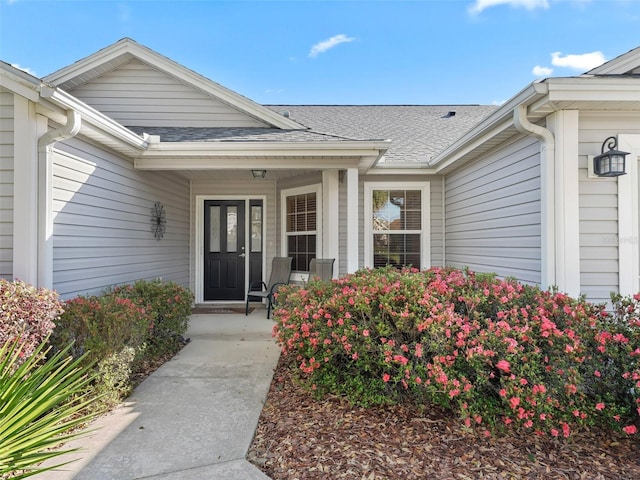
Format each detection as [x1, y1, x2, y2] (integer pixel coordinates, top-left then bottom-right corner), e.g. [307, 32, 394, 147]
[1, 38, 638, 305]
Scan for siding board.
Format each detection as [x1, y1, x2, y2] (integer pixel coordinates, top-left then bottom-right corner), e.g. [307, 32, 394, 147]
[0, 91, 13, 279]
[445, 135, 541, 285]
[69, 59, 269, 128]
[52, 138, 190, 298]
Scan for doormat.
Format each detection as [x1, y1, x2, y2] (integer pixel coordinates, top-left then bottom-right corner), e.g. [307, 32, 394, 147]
[191, 306, 254, 315]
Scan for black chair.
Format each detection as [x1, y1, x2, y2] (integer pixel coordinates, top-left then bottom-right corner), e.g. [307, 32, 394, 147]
[308, 258, 335, 282]
[245, 257, 292, 318]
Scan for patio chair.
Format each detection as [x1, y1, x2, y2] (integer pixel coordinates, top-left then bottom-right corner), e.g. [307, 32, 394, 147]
[245, 256, 292, 318]
[308, 258, 335, 282]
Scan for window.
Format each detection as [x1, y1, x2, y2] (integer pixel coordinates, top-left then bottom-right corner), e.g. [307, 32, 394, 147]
[282, 185, 322, 271]
[365, 182, 430, 270]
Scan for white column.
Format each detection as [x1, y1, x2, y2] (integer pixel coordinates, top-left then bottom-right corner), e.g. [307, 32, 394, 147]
[322, 170, 339, 277]
[346, 168, 359, 273]
[618, 134, 640, 295]
[12, 96, 40, 284]
[547, 110, 580, 296]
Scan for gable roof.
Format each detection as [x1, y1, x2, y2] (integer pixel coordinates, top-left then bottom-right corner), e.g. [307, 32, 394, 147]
[44, 38, 305, 130]
[266, 105, 498, 163]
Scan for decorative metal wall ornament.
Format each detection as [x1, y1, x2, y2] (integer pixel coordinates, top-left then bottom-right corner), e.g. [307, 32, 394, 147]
[151, 202, 166, 239]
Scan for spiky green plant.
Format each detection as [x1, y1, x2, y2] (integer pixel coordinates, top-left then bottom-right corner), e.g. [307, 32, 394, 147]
[0, 337, 100, 479]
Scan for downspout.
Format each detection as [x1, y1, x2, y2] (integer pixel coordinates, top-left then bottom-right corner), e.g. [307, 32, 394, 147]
[513, 105, 555, 290]
[37, 109, 81, 288]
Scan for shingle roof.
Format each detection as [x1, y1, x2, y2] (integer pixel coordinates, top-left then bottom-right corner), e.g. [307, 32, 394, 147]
[130, 105, 498, 165]
[128, 126, 378, 143]
[266, 105, 498, 163]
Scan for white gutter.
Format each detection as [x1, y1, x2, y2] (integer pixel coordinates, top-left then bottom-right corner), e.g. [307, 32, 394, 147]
[36, 109, 82, 288]
[39, 85, 148, 151]
[513, 104, 556, 290]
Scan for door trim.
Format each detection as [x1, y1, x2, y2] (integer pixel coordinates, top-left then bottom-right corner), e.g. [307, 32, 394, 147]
[195, 195, 267, 304]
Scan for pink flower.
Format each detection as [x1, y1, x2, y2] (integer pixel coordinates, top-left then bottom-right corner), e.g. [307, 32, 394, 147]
[382, 373, 391, 383]
[594, 370, 601, 377]
[496, 360, 511, 373]
[509, 397, 520, 409]
[623, 425, 638, 435]
[362, 329, 370, 337]
[595, 402, 605, 411]
[551, 428, 559, 437]
[499, 389, 507, 397]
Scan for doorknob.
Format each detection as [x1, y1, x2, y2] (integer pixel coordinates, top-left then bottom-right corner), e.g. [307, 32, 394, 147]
[238, 253, 246, 258]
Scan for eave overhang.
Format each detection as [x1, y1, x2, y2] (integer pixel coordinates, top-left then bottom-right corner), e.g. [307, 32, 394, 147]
[431, 75, 640, 174]
[134, 139, 391, 173]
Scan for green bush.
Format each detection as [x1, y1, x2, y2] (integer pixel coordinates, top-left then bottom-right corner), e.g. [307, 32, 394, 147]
[0, 279, 63, 366]
[0, 336, 98, 478]
[273, 267, 640, 438]
[50, 280, 193, 412]
[110, 280, 193, 359]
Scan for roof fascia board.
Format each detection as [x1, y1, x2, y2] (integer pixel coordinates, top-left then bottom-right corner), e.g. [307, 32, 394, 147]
[587, 47, 640, 75]
[134, 156, 362, 170]
[366, 166, 438, 175]
[1, 63, 41, 101]
[544, 77, 640, 102]
[141, 139, 391, 158]
[432, 82, 548, 172]
[45, 39, 305, 130]
[40, 85, 148, 151]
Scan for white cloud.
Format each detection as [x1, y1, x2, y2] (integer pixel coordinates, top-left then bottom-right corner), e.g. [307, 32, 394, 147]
[11, 63, 36, 76]
[551, 51, 606, 71]
[532, 65, 553, 77]
[492, 99, 507, 106]
[118, 3, 132, 23]
[469, 0, 549, 15]
[309, 34, 355, 58]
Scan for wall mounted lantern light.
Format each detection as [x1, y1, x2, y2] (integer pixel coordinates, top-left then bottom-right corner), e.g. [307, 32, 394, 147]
[593, 136, 628, 177]
[252, 169, 267, 179]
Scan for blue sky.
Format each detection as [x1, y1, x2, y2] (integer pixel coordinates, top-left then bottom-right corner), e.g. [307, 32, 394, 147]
[1, 0, 639, 105]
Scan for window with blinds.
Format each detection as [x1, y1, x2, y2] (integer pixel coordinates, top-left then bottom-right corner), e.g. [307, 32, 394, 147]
[286, 192, 317, 271]
[371, 189, 422, 268]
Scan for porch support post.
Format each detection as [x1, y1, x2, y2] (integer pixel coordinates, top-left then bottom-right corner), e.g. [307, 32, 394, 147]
[12, 96, 40, 285]
[346, 168, 359, 273]
[547, 110, 580, 296]
[322, 170, 339, 278]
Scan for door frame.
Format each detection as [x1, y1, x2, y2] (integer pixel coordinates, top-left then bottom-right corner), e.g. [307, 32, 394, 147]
[195, 195, 267, 303]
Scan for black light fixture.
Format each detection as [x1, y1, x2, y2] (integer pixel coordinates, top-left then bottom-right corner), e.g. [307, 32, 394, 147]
[251, 169, 267, 179]
[593, 136, 628, 177]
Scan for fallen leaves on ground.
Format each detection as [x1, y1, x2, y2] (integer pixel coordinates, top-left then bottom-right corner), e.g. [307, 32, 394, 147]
[248, 358, 640, 480]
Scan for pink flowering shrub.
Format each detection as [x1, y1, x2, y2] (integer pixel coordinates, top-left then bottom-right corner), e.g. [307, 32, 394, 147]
[273, 267, 640, 438]
[0, 279, 63, 364]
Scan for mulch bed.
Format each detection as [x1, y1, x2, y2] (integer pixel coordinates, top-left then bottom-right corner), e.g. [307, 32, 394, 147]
[248, 358, 640, 479]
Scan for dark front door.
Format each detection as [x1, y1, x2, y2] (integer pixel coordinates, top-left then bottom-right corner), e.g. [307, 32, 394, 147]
[204, 200, 246, 301]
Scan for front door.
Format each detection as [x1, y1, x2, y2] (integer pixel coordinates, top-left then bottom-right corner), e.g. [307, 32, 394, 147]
[204, 200, 246, 301]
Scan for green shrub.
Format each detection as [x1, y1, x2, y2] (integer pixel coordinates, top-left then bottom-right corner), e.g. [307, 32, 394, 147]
[273, 267, 640, 438]
[110, 280, 193, 359]
[52, 294, 149, 364]
[0, 336, 99, 478]
[0, 279, 63, 365]
[49, 280, 193, 413]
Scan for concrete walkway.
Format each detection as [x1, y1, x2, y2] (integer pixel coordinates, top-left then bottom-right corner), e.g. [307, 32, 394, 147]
[45, 309, 279, 480]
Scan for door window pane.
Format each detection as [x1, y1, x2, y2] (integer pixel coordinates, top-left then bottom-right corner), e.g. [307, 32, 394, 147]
[209, 206, 220, 252]
[227, 206, 237, 253]
[251, 206, 262, 253]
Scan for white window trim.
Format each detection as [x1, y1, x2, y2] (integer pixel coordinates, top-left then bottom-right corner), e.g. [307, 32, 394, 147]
[364, 182, 430, 270]
[280, 184, 323, 280]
